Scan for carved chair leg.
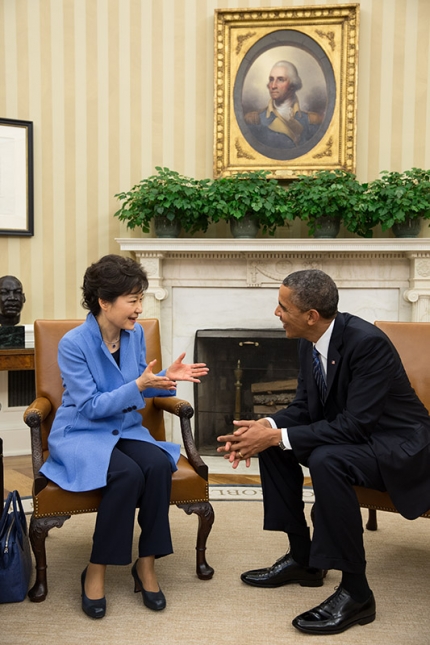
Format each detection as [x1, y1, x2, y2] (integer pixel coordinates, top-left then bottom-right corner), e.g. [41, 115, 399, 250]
[177, 501, 215, 580]
[365, 509, 378, 531]
[28, 514, 71, 602]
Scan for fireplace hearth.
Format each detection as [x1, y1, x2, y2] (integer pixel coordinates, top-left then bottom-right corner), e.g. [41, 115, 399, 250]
[193, 329, 299, 455]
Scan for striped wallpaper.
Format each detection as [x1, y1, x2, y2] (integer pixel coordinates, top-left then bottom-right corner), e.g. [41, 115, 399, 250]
[0, 0, 430, 322]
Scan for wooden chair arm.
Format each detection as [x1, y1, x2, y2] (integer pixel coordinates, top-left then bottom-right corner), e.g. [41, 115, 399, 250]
[153, 396, 194, 418]
[24, 396, 52, 426]
[153, 396, 208, 481]
[23, 396, 52, 484]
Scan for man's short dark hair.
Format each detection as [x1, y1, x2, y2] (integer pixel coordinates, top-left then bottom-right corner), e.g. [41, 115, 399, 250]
[283, 269, 338, 319]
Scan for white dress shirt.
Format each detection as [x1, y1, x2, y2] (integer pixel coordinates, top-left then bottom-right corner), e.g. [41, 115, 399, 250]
[269, 320, 335, 449]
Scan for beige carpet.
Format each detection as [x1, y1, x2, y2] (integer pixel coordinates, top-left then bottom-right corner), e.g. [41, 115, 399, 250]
[1, 501, 430, 645]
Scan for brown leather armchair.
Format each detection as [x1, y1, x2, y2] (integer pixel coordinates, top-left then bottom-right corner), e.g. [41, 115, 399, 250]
[23, 319, 214, 602]
[354, 321, 430, 529]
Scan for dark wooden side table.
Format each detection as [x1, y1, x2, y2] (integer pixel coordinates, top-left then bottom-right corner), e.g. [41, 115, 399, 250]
[0, 348, 35, 372]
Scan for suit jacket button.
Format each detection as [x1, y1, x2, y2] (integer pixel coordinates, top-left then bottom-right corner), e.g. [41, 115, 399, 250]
[122, 409, 127, 413]
[112, 429, 119, 435]
[132, 405, 137, 410]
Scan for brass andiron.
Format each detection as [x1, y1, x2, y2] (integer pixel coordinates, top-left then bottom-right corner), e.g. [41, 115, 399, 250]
[234, 359, 243, 420]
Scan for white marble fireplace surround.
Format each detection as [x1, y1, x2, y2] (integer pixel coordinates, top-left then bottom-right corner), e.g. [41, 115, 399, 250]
[117, 238, 430, 447]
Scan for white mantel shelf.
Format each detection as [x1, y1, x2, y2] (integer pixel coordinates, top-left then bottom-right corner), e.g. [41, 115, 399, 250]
[117, 237, 430, 254]
[116, 237, 430, 325]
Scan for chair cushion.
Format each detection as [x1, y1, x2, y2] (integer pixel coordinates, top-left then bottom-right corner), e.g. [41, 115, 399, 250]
[34, 455, 208, 517]
[33, 482, 102, 517]
[354, 486, 430, 518]
[170, 455, 209, 504]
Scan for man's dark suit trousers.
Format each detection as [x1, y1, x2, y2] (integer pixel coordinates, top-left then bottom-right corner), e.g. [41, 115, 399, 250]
[259, 442, 386, 573]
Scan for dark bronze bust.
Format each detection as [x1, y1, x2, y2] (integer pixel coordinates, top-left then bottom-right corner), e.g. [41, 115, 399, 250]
[0, 275, 26, 326]
[0, 276, 27, 348]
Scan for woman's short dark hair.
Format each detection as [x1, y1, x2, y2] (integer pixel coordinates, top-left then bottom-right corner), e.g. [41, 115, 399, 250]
[82, 254, 148, 316]
[283, 269, 338, 319]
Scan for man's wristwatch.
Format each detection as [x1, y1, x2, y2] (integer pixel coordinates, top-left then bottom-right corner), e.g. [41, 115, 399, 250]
[278, 433, 287, 450]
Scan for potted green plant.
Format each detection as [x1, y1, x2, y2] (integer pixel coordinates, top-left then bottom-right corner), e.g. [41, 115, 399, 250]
[205, 170, 290, 238]
[361, 168, 430, 237]
[285, 169, 371, 238]
[114, 166, 212, 237]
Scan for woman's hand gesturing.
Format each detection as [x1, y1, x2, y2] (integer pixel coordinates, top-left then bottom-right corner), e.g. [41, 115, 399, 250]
[136, 355, 208, 392]
[136, 360, 177, 392]
[166, 353, 209, 383]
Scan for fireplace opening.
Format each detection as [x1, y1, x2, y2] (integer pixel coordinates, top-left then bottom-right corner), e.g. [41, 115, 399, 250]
[193, 329, 299, 455]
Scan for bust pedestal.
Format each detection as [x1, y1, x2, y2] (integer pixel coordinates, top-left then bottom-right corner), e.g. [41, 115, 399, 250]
[0, 326, 25, 349]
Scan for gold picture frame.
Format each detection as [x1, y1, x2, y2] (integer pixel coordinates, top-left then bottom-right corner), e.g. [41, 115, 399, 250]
[213, 4, 359, 178]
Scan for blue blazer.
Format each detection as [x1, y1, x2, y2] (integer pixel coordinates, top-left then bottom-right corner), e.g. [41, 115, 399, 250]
[40, 313, 180, 492]
[272, 313, 430, 520]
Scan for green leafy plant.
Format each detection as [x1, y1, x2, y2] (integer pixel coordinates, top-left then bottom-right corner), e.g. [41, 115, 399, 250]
[361, 168, 430, 231]
[205, 170, 290, 235]
[114, 167, 212, 234]
[285, 170, 372, 237]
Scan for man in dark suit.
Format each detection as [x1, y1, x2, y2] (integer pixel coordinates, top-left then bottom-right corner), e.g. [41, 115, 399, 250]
[217, 269, 430, 635]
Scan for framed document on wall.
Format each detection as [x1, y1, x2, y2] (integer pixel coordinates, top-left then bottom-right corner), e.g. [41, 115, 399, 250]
[0, 118, 34, 236]
[214, 4, 359, 178]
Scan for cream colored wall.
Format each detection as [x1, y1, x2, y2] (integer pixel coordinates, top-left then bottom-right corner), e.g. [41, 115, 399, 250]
[1, 0, 430, 323]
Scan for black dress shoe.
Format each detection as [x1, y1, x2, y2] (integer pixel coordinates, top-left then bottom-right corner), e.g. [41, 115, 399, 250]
[240, 552, 325, 588]
[292, 585, 376, 635]
[131, 560, 166, 611]
[81, 567, 106, 619]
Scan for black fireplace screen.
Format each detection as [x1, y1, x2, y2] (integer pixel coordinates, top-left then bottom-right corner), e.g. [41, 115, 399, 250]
[193, 329, 299, 455]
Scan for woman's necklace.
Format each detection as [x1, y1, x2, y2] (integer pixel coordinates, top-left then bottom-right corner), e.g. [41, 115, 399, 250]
[103, 336, 120, 349]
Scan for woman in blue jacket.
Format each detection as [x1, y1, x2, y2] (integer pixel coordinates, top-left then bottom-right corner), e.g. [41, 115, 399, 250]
[40, 254, 208, 619]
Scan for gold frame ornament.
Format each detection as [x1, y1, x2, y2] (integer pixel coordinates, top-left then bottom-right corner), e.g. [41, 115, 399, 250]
[213, 4, 359, 178]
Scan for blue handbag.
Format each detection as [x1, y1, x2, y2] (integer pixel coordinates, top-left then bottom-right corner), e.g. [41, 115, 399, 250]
[0, 490, 32, 603]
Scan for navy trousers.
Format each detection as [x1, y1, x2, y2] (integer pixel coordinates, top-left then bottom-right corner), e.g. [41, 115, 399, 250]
[259, 443, 386, 574]
[90, 439, 173, 565]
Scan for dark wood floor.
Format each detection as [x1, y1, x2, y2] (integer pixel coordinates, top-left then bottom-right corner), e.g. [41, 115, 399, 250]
[3, 454, 261, 500]
[3, 454, 35, 499]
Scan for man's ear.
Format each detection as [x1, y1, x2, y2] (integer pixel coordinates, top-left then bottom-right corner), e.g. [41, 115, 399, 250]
[307, 309, 320, 325]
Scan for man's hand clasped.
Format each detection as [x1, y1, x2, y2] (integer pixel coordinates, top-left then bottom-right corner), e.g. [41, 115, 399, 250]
[217, 418, 277, 469]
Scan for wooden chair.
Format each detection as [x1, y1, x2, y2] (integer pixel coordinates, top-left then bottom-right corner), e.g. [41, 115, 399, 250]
[354, 321, 430, 529]
[23, 319, 215, 602]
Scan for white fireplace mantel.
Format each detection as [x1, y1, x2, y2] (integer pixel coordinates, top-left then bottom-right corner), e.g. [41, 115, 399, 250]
[117, 237, 430, 324]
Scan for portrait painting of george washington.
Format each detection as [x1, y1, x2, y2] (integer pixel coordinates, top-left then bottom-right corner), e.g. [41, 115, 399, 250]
[214, 5, 358, 177]
[234, 31, 335, 162]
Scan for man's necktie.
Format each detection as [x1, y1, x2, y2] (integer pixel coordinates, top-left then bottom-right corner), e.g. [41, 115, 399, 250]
[313, 347, 327, 400]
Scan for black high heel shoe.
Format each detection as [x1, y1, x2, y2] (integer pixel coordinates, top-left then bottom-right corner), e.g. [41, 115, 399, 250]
[131, 560, 166, 611]
[81, 567, 106, 619]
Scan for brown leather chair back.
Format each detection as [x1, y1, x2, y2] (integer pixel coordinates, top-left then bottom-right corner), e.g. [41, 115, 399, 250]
[136, 319, 166, 442]
[34, 320, 83, 455]
[34, 318, 166, 455]
[374, 321, 430, 413]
